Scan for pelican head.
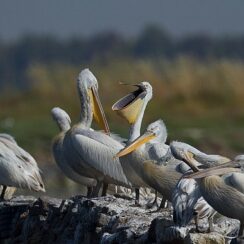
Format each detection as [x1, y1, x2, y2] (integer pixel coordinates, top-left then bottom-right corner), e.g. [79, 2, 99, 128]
[51, 107, 71, 132]
[116, 119, 167, 158]
[170, 141, 230, 166]
[170, 141, 201, 162]
[170, 143, 202, 172]
[112, 81, 152, 125]
[77, 68, 110, 134]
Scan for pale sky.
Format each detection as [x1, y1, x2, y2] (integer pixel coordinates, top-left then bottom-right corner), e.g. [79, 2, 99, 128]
[1, 0, 244, 41]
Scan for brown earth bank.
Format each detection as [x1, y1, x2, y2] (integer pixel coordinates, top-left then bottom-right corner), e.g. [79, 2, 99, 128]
[0, 195, 242, 244]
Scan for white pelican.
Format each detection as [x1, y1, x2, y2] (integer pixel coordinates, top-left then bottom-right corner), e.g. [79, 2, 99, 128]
[179, 151, 244, 238]
[63, 69, 131, 197]
[112, 82, 157, 204]
[0, 133, 45, 199]
[51, 107, 96, 197]
[116, 121, 219, 231]
[116, 120, 184, 207]
[170, 141, 230, 230]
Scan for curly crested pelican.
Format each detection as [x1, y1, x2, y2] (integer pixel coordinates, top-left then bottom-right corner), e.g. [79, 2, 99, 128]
[112, 82, 156, 204]
[116, 119, 186, 208]
[179, 150, 244, 238]
[0, 133, 45, 199]
[63, 69, 131, 197]
[170, 141, 230, 230]
[51, 107, 96, 197]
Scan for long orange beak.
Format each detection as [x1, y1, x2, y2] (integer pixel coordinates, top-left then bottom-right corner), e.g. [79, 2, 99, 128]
[90, 86, 110, 135]
[116, 131, 156, 158]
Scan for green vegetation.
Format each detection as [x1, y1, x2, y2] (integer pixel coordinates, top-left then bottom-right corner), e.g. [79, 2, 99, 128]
[1, 57, 244, 163]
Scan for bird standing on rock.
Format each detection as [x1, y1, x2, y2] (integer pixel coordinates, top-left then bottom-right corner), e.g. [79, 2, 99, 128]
[62, 69, 131, 197]
[51, 107, 96, 197]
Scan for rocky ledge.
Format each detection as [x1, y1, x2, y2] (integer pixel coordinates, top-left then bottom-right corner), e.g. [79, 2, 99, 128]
[0, 195, 242, 243]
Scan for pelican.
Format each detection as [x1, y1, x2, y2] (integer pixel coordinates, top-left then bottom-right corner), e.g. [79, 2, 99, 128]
[116, 121, 220, 231]
[63, 69, 131, 197]
[116, 120, 184, 207]
[51, 107, 96, 197]
[178, 150, 244, 238]
[0, 133, 45, 199]
[170, 141, 230, 230]
[112, 82, 158, 204]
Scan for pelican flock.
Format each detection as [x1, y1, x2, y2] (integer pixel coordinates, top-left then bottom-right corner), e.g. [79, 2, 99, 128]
[1, 67, 244, 240]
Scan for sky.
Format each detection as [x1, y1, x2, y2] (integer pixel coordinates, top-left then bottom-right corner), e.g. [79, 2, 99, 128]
[1, 1, 244, 41]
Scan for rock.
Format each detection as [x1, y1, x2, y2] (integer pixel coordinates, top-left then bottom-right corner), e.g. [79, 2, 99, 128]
[147, 216, 189, 243]
[185, 232, 225, 244]
[0, 195, 239, 243]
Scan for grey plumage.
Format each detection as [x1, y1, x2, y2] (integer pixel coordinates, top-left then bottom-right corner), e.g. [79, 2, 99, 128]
[51, 107, 97, 190]
[116, 118, 189, 207]
[170, 141, 229, 227]
[183, 159, 244, 237]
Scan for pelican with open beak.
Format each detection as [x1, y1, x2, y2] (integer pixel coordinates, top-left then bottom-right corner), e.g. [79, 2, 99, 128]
[63, 69, 131, 197]
[112, 82, 161, 205]
[179, 150, 244, 238]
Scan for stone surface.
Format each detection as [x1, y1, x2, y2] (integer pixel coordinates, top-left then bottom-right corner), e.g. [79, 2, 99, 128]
[184, 233, 225, 244]
[0, 195, 240, 243]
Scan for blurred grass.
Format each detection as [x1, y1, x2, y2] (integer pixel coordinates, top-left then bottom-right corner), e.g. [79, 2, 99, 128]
[2, 56, 244, 197]
[1, 56, 244, 163]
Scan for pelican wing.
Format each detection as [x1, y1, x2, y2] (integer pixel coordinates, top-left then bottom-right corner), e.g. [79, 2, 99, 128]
[0, 137, 44, 191]
[53, 135, 96, 186]
[71, 129, 131, 186]
[172, 177, 201, 226]
[0, 137, 38, 168]
[142, 160, 181, 200]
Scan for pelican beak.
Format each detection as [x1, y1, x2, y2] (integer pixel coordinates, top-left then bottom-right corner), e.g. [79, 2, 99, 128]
[112, 83, 147, 124]
[174, 150, 200, 172]
[89, 86, 110, 135]
[116, 131, 156, 158]
[184, 164, 241, 179]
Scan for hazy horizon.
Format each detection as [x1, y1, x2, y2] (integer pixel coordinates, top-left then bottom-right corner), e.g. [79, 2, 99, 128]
[1, 0, 244, 41]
